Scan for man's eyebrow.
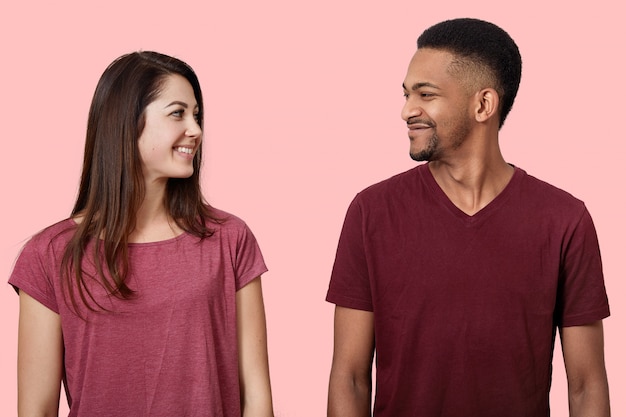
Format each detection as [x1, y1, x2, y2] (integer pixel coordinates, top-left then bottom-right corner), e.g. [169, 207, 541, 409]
[164, 101, 199, 109]
[402, 82, 441, 91]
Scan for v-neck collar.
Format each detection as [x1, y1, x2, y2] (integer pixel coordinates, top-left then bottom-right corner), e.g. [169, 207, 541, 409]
[420, 163, 523, 226]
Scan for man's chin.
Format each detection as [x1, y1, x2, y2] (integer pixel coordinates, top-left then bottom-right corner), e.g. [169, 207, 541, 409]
[410, 151, 433, 162]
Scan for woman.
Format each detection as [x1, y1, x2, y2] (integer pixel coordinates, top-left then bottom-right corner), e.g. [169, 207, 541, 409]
[10, 51, 273, 416]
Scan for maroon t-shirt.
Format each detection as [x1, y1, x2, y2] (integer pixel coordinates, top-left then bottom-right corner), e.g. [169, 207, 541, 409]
[327, 164, 609, 417]
[10, 209, 267, 417]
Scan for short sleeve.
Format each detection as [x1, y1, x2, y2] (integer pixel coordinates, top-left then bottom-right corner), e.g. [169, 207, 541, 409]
[8, 235, 60, 314]
[326, 195, 373, 311]
[557, 207, 610, 327]
[234, 222, 268, 291]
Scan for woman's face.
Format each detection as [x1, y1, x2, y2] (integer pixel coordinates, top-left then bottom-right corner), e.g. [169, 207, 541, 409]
[137, 74, 202, 185]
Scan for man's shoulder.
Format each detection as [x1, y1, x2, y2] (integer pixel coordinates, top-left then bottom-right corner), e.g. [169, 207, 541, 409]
[517, 168, 585, 210]
[356, 164, 426, 201]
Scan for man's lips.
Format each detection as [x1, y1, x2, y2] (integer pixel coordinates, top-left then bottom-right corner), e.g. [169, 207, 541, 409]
[406, 117, 434, 130]
[408, 123, 432, 130]
[406, 119, 433, 140]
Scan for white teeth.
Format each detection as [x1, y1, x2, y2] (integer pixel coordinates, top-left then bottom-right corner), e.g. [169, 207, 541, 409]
[175, 147, 193, 154]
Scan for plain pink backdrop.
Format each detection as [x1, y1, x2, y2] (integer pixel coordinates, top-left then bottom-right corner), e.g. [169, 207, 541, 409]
[1, 1, 624, 416]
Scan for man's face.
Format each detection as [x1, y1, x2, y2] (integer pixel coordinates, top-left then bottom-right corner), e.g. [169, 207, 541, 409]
[401, 48, 473, 162]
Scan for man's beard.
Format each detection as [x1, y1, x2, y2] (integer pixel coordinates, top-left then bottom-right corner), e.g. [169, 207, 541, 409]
[409, 117, 470, 162]
[410, 133, 440, 161]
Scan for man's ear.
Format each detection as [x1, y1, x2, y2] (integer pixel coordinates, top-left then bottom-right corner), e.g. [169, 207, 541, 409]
[474, 88, 499, 123]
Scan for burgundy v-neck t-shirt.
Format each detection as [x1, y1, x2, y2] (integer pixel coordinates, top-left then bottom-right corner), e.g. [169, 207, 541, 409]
[327, 163, 609, 416]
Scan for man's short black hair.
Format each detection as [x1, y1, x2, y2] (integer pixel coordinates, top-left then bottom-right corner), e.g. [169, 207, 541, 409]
[418, 18, 522, 128]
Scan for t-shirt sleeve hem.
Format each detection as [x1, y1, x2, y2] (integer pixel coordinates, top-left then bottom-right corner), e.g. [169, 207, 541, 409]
[561, 305, 610, 327]
[8, 279, 60, 314]
[235, 265, 268, 291]
[326, 292, 373, 312]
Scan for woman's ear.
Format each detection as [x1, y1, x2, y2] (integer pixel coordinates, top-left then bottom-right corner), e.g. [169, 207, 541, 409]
[474, 88, 499, 123]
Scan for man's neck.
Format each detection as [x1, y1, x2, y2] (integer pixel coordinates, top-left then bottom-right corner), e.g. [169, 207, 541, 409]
[428, 149, 514, 216]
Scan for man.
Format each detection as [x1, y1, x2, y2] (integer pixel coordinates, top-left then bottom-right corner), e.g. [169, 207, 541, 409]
[326, 18, 610, 417]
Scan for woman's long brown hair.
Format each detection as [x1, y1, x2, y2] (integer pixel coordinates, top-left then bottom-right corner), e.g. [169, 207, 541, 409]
[61, 51, 220, 315]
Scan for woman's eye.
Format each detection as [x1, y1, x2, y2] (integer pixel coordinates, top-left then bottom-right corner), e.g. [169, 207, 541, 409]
[171, 110, 183, 117]
[193, 113, 200, 122]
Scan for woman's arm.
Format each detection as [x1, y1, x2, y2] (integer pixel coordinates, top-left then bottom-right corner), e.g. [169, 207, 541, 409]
[17, 290, 63, 417]
[236, 277, 273, 417]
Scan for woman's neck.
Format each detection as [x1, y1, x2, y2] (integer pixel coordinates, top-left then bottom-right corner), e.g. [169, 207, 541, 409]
[129, 181, 183, 243]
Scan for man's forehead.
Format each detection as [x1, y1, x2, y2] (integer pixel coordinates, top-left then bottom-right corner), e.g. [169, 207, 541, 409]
[409, 48, 454, 71]
[403, 48, 454, 85]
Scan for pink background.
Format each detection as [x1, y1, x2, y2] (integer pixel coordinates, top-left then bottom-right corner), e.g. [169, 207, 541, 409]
[1, 1, 624, 416]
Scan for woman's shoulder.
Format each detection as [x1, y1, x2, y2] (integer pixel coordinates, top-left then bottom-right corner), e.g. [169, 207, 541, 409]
[205, 206, 254, 235]
[207, 206, 242, 225]
[14, 218, 76, 266]
[27, 218, 76, 247]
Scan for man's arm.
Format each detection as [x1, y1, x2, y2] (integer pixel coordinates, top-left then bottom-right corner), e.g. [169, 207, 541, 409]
[561, 320, 610, 417]
[328, 306, 375, 417]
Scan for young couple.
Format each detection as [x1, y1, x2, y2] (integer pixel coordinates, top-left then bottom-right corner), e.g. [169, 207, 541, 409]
[10, 18, 610, 417]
